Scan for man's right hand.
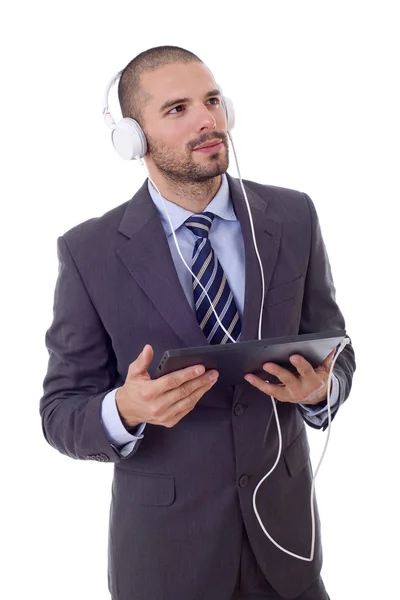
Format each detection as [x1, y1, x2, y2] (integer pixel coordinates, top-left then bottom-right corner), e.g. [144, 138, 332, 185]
[115, 344, 219, 430]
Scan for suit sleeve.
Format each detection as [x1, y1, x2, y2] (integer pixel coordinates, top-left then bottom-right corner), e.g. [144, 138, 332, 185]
[40, 236, 142, 462]
[298, 194, 356, 430]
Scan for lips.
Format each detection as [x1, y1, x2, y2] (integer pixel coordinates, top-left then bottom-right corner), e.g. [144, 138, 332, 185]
[193, 139, 223, 150]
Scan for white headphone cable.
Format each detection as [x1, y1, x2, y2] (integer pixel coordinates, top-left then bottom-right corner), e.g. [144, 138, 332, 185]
[140, 159, 237, 344]
[228, 132, 350, 560]
[140, 135, 350, 562]
[251, 337, 349, 561]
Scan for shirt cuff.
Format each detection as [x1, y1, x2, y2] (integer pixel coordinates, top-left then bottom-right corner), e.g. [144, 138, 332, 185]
[101, 388, 146, 446]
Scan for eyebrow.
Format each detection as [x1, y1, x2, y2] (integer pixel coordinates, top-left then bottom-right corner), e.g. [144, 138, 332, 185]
[159, 89, 221, 113]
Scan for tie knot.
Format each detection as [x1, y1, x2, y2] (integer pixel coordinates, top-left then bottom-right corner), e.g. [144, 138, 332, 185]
[184, 212, 214, 239]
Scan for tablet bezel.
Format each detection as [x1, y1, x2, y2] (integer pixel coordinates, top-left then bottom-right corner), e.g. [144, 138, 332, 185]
[153, 330, 347, 386]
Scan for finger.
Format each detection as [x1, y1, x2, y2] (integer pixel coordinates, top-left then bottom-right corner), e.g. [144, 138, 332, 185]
[320, 349, 336, 368]
[162, 380, 217, 424]
[161, 369, 219, 409]
[244, 374, 291, 402]
[153, 363, 208, 396]
[127, 344, 154, 378]
[261, 362, 296, 386]
[289, 354, 315, 378]
[163, 406, 193, 428]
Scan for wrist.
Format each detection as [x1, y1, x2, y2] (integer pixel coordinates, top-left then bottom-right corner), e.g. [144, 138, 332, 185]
[115, 387, 140, 429]
[304, 380, 332, 406]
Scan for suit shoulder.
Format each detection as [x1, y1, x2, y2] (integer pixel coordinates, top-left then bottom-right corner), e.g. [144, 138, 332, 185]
[243, 177, 309, 203]
[239, 177, 313, 221]
[60, 199, 130, 250]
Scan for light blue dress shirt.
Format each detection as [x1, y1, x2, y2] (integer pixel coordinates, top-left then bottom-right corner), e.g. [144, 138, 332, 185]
[101, 175, 339, 456]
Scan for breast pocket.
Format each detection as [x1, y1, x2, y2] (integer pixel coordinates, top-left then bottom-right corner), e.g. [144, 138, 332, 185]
[262, 275, 305, 337]
[266, 275, 305, 307]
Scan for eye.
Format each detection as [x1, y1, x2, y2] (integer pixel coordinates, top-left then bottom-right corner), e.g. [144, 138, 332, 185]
[207, 97, 221, 106]
[168, 105, 185, 115]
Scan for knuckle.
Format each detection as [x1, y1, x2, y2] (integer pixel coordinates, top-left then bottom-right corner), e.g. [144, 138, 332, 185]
[141, 388, 152, 401]
[180, 383, 192, 399]
[167, 376, 180, 389]
[139, 382, 153, 399]
[147, 404, 156, 418]
[148, 403, 161, 418]
[185, 394, 197, 409]
[301, 367, 313, 377]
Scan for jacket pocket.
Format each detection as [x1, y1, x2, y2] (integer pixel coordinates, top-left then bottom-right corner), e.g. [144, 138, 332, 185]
[114, 468, 176, 506]
[283, 427, 310, 477]
[266, 275, 304, 307]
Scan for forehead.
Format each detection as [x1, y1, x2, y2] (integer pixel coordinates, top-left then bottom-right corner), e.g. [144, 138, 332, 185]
[141, 62, 217, 107]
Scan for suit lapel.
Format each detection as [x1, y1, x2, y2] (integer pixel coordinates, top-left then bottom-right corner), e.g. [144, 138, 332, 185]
[116, 176, 282, 348]
[116, 181, 207, 348]
[227, 175, 281, 341]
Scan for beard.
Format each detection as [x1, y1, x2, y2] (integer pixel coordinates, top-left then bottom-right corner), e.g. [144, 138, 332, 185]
[144, 131, 229, 184]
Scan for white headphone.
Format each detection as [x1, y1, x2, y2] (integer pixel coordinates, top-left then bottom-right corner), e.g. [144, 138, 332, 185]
[103, 70, 236, 160]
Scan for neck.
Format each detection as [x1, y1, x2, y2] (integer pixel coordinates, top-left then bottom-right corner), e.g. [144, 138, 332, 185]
[146, 169, 222, 213]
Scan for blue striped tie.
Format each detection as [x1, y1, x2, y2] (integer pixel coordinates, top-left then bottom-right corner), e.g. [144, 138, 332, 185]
[184, 212, 241, 344]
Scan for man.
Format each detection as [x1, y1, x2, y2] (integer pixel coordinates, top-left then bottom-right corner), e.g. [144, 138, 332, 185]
[40, 46, 356, 600]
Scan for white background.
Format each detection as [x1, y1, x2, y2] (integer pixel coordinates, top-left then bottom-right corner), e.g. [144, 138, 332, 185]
[2, 1, 399, 598]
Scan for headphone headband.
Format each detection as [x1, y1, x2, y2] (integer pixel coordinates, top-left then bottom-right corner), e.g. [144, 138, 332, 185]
[103, 70, 235, 160]
[103, 70, 122, 130]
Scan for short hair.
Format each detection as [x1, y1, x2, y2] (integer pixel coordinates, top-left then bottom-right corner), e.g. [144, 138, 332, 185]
[118, 46, 202, 126]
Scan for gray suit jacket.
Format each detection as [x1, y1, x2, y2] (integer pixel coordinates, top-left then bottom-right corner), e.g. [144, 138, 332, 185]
[40, 174, 356, 600]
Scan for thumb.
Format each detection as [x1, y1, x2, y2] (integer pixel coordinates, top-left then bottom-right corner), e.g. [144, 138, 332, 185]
[320, 348, 335, 370]
[128, 344, 154, 379]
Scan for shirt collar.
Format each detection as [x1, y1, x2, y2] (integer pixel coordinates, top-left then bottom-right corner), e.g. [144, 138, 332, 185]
[147, 173, 237, 237]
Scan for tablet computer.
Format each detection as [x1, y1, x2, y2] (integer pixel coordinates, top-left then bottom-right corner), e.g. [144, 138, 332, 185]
[153, 330, 347, 386]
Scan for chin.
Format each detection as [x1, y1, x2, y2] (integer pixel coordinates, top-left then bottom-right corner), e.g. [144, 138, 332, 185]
[196, 153, 228, 171]
[191, 166, 228, 183]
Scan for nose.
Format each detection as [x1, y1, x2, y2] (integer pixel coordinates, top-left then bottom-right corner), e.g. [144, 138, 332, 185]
[193, 103, 217, 133]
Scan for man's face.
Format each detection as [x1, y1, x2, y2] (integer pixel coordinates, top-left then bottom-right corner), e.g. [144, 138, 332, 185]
[140, 62, 229, 183]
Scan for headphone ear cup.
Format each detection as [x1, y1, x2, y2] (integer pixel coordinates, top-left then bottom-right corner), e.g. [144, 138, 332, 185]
[111, 118, 147, 160]
[217, 85, 235, 131]
[221, 95, 235, 131]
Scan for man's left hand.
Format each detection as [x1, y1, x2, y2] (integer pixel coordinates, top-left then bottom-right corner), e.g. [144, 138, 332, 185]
[244, 349, 336, 406]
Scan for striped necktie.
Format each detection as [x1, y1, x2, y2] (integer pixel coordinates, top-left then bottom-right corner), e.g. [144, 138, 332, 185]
[184, 212, 241, 344]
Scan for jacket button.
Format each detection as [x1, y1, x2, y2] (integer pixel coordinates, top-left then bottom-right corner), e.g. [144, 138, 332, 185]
[234, 403, 244, 416]
[239, 475, 249, 488]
